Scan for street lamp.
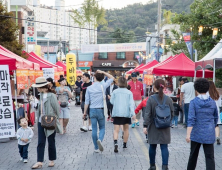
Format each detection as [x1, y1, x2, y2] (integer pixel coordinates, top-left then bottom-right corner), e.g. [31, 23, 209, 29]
[212, 28, 218, 39]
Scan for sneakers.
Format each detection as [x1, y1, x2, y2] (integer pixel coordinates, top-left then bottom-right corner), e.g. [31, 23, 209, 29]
[23, 159, 28, 163]
[97, 139, 104, 152]
[114, 144, 118, 153]
[94, 149, 100, 153]
[171, 125, 174, 128]
[123, 143, 127, 148]
[174, 125, 178, 128]
[136, 121, 140, 126]
[217, 137, 221, 145]
[148, 165, 156, 170]
[20, 157, 23, 161]
[88, 126, 92, 131]
[107, 117, 110, 121]
[80, 126, 88, 132]
[131, 123, 135, 128]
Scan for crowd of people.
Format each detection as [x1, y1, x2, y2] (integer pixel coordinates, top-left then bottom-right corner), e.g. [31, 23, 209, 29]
[14, 70, 222, 170]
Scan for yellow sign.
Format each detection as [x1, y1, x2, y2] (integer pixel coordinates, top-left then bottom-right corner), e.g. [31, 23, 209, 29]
[66, 53, 76, 85]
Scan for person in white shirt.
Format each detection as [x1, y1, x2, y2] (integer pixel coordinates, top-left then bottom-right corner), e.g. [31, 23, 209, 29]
[180, 77, 195, 127]
[16, 117, 34, 163]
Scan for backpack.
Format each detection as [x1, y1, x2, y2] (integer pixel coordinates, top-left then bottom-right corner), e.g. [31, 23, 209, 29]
[151, 95, 171, 129]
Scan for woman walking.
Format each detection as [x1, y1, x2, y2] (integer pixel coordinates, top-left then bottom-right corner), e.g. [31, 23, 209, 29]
[186, 78, 218, 170]
[143, 79, 174, 170]
[56, 77, 73, 134]
[208, 81, 221, 144]
[110, 77, 136, 153]
[31, 77, 62, 169]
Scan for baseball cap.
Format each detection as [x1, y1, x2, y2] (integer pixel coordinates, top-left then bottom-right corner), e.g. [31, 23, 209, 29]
[131, 72, 137, 77]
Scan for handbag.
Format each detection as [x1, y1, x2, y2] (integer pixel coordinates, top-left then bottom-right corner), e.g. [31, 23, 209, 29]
[41, 100, 56, 130]
[101, 85, 108, 115]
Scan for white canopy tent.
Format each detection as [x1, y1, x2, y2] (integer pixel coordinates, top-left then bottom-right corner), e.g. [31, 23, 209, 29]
[195, 39, 222, 82]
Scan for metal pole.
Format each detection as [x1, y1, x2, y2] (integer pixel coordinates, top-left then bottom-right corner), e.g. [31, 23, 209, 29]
[213, 59, 216, 82]
[202, 69, 205, 78]
[47, 39, 49, 61]
[157, 0, 161, 62]
[13, 70, 18, 130]
[60, 37, 62, 61]
[194, 70, 197, 81]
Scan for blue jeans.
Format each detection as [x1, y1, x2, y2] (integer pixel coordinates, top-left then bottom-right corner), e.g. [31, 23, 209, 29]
[90, 108, 105, 150]
[18, 144, 29, 159]
[149, 144, 169, 165]
[172, 116, 178, 126]
[184, 103, 190, 125]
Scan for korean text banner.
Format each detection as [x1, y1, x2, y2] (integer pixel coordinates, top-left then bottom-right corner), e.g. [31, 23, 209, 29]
[26, 16, 37, 45]
[16, 70, 29, 89]
[29, 70, 35, 87]
[0, 65, 15, 138]
[35, 70, 43, 79]
[42, 68, 55, 80]
[66, 53, 76, 86]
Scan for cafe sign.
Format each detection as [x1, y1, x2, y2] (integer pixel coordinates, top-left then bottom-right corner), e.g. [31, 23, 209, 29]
[101, 63, 113, 67]
[122, 61, 139, 68]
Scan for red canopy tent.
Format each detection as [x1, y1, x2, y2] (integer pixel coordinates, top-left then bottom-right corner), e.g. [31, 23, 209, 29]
[56, 61, 66, 74]
[27, 53, 58, 71]
[137, 60, 159, 74]
[148, 53, 213, 77]
[30, 52, 63, 72]
[145, 56, 174, 74]
[0, 54, 16, 71]
[0, 46, 40, 70]
[125, 63, 144, 74]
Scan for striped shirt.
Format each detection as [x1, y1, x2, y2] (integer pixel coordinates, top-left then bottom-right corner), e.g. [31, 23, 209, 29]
[85, 79, 113, 108]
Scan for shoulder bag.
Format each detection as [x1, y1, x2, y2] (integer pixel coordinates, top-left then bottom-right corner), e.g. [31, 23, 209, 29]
[101, 85, 108, 115]
[41, 100, 56, 130]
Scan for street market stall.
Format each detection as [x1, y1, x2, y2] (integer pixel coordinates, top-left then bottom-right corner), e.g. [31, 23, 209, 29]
[137, 60, 159, 74]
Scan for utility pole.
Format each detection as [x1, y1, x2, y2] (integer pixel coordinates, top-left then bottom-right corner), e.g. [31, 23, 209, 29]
[60, 37, 62, 61]
[157, 0, 161, 62]
[47, 39, 49, 61]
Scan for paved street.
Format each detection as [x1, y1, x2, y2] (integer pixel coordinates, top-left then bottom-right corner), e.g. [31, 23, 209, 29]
[1, 102, 222, 170]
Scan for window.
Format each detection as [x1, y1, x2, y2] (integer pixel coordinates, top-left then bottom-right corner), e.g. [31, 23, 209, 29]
[98, 52, 108, 59]
[134, 52, 139, 59]
[116, 52, 125, 59]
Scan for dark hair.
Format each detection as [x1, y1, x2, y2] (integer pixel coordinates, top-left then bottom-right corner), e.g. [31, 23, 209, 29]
[127, 85, 131, 90]
[194, 78, 209, 93]
[38, 85, 56, 94]
[172, 97, 177, 102]
[46, 77, 55, 87]
[83, 73, 90, 79]
[136, 72, 140, 76]
[58, 77, 65, 83]
[209, 81, 220, 100]
[94, 73, 104, 82]
[17, 117, 26, 124]
[182, 77, 188, 82]
[153, 79, 165, 99]
[127, 76, 132, 81]
[60, 75, 64, 79]
[179, 77, 183, 82]
[118, 77, 127, 88]
[77, 76, 81, 79]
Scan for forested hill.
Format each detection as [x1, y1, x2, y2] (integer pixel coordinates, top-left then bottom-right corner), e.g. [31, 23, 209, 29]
[98, 0, 194, 44]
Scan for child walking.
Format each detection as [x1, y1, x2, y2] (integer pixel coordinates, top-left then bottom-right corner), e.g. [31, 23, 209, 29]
[172, 97, 182, 128]
[16, 117, 34, 163]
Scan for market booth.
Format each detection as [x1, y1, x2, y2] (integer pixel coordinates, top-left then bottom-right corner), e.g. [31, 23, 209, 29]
[137, 60, 159, 74]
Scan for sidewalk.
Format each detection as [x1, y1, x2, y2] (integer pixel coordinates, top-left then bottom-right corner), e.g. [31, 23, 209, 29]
[0, 102, 222, 170]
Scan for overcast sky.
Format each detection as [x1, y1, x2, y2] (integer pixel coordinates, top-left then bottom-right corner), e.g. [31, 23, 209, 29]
[40, 0, 153, 9]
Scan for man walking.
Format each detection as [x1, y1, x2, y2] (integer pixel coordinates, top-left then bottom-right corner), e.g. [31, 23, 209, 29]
[178, 77, 184, 124]
[128, 72, 144, 128]
[180, 77, 195, 128]
[84, 70, 114, 152]
[80, 73, 92, 132]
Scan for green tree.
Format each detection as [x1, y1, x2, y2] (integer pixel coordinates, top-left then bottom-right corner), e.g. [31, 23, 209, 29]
[0, 3, 23, 56]
[111, 28, 135, 43]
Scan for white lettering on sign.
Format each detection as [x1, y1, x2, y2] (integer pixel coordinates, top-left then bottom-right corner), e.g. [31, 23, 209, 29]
[102, 63, 112, 66]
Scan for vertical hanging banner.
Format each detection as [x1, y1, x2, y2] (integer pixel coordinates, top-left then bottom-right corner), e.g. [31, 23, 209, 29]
[66, 53, 76, 85]
[26, 16, 37, 45]
[182, 33, 192, 56]
[29, 70, 36, 87]
[16, 70, 29, 89]
[42, 68, 54, 80]
[35, 70, 43, 79]
[0, 65, 15, 138]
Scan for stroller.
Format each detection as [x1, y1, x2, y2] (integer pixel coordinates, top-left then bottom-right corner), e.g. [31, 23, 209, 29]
[74, 87, 81, 105]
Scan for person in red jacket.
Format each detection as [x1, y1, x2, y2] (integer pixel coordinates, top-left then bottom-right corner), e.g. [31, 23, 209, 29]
[128, 72, 144, 128]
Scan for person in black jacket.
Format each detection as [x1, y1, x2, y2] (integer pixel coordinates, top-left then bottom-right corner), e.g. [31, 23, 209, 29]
[172, 97, 182, 128]
[106, 81, 118, 122]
